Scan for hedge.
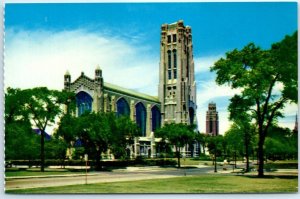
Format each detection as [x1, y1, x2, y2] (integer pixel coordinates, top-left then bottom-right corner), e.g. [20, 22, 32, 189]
[8, 158, 177, 168]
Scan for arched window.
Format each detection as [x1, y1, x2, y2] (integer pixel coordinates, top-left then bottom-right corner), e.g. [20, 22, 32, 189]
[76, 91, 93, 116]
[116, 98, 130, 117]
[151, 106, 161, 132]
[135, 102, 146, 137]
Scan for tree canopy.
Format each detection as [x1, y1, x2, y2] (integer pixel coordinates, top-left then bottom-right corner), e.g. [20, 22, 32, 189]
[156, 123, 196, 167]
[211, 31, 297, 177]
[5, 87, 74, 171]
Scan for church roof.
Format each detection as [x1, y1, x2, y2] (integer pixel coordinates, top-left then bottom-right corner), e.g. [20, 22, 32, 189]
[33, 129, 51, 140]
[104, 82, 159, 103]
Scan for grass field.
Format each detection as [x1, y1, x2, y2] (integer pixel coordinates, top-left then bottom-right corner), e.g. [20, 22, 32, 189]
[6, 174, 298, 194]
[5, 168, 85, 177]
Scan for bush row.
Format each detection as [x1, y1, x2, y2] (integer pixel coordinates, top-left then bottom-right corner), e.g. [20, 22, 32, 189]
[9, 158, 177, 168]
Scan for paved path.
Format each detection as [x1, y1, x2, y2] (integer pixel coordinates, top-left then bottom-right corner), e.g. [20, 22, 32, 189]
[5, 165, 298, 191]
[5, 166, 214, 190]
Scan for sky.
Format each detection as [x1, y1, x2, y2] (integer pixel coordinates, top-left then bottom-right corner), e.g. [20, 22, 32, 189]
[4, 2, 298, 134]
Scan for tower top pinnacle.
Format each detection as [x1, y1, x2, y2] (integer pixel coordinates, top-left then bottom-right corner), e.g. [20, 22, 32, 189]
[96, 65, 101, 70]
[65, 70, 70, 76]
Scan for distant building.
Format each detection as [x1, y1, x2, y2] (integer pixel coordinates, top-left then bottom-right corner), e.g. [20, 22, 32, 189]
[206, 102, 219, 136]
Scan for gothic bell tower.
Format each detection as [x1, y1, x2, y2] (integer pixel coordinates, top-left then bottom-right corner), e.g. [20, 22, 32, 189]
[159, 20, 197, 126]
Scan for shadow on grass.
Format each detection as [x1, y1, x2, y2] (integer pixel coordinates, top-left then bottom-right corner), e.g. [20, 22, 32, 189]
[242, 175, 298, 179]
[178, 166, 198, 169]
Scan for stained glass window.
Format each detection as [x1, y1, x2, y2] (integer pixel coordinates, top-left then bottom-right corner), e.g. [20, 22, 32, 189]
[116, 98, 130, 117]
[151, 106, 161, 132]
[76, 91, 93, 116]
[135, 102, 146, 137]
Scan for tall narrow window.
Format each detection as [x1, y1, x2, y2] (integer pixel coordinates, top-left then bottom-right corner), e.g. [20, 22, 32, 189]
[135, 102, 147, 137]
[173, 34, 177, 42]
[167, 35, 171, 43]
[168, 70, 172, 80]
[187, 50, 190, 78]
[173, 49, 177, 68]
[151, 106, 161, 132]
[116, 98, 130, 117]
[173, 69, 177, 79]
[167, 50, 171, 69]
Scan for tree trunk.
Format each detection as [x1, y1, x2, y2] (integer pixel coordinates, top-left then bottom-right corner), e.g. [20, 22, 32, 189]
[177, 147, 181, 168]
[245, 131, 250, 172]
[198, 142, 201, 157]
[258, 136, 265, 177]
[40, 129, 45, 172]
[95, 149, 102, 171]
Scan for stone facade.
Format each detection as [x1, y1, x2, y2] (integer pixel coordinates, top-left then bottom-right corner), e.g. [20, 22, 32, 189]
[64, 20, 197, 158]
[206, 102, 219, 136]
[159, 20, 197, 126]
[64, 67, 162, 158]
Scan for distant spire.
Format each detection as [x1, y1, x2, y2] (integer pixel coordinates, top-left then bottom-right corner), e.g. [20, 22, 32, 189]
[294, 113, 298, 132]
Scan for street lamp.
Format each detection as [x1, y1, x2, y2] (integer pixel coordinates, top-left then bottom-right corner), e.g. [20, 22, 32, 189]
[84, 154, 88, 185]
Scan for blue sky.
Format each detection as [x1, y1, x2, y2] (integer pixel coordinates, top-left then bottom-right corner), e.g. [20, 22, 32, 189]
[5, 2, 298, 134]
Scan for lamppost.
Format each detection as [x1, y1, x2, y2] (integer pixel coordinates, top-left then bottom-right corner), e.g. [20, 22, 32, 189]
[234, 150, 237, 169]
[214, 147, 217, 173]
[84, 154, 88, 185]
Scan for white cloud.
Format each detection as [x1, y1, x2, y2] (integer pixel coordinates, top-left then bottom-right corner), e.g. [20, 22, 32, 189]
[195, 79, 241, 134]
[5, 28, 158, 96]
[194, 54, 224, 74]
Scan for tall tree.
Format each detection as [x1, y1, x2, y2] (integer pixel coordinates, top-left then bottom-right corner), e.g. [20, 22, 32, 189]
[156, 123, 196, 168]
[206, 135, 224, 172]
[112, 115, 139, 159]
[22, 87, 72, 172]
[5, 88, 39, 161]
[225, 120, 255, 172]
[211, 32, 297, 177]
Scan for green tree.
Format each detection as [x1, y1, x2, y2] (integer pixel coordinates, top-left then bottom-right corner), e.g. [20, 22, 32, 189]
[265, 126, 297, 161]
[5, 88, 39, 162]
[111, 116, 139, 159]
[5, 121, 40, 161]
[211, 32, 297, 177]
[206, 135, 224, 172]
[45, 137, 68, 166]
[194, 133, 205, 156]
[225, 121, 255, 171]
[74, 112, 110, 170]
[21, 87, 72, 172]
[56, 114, 79, 154]
[156, 123, 196, 168]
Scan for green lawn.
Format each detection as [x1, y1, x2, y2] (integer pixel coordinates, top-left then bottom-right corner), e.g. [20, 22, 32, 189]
[5, 168, 85, 177]
[6, 174, 298, 193]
